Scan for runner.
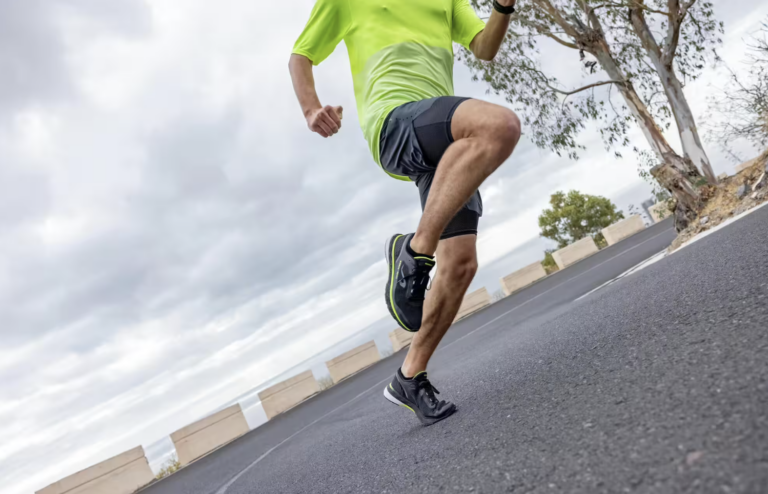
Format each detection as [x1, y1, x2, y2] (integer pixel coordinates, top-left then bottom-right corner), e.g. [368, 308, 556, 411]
[290, 0, 521, 425]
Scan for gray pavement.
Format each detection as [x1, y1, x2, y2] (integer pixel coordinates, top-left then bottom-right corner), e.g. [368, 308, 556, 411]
[143, 212, 768, 494]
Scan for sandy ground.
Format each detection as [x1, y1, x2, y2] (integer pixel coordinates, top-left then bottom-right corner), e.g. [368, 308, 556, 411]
[669, 149, 768, 250]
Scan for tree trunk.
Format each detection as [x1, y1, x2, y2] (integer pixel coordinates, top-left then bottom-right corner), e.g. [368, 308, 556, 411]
[589, 40, 705, 229]
[654, 63, 717, 184]
[649, 154, 705, 230]
[628, 8, 717, 184]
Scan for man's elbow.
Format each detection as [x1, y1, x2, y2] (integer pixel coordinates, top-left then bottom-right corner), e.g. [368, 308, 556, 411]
[475, 51, 495, 62]
[471, 40, 496, 61]
[474, 48, 495, 62]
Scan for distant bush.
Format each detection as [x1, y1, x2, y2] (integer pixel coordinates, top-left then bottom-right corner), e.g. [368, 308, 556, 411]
[155, 454, 181, 480]
[541, 249, 559, 275]
[491, 289, 506, 303]
[317, 376, 335, 391]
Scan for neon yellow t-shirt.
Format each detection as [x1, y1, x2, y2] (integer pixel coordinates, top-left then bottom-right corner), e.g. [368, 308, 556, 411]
[293, 0, 485, 179]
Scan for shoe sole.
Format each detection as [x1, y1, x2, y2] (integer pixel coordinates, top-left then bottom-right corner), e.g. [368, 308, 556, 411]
[383, 384, 457, 426]
[384, 235, 417, 332]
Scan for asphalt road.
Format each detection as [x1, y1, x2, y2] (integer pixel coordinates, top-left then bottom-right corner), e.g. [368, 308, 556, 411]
[143, 212, 768, 494]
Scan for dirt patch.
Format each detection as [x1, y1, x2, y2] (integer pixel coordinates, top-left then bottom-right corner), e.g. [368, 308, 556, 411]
[669, 150, 768, 251]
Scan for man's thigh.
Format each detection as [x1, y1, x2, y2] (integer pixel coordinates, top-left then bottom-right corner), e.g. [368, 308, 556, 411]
[409, 97, 483, 233]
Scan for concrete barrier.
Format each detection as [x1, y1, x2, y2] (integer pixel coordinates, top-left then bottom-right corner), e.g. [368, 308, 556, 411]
[389, 328, 414, 352]
[551, 237, 599, 270]
[455, 287, 491, 321]
[258, 370, 319, 420]
[601, 215, 645, 246]
[649, 202, 672, 223]
[36, 446, 154, 494]
[326, 341, 381, 383]
[171, 404, 250, 466]
[501, 262, 547, 296]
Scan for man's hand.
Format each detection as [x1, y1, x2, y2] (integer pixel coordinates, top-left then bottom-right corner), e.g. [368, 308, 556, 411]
[289, 54, 344, 138]
[306, 105, 344, 138]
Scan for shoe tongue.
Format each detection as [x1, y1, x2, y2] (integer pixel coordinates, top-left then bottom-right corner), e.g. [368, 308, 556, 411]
[413, 371, 428, 382]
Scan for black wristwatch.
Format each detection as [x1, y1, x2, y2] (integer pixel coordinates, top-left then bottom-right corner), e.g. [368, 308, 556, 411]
[492, 0, 515, 14]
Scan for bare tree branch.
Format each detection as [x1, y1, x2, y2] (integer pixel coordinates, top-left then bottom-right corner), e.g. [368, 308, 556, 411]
[548, 80, 625, 96]
[663, 0, 696, 65]
[590, 1, 671, 17]
[629, 6, 662, 60]
[531, 0, 585, 41]
[518, 13, 583, 50]
[544, 32, 580, 49]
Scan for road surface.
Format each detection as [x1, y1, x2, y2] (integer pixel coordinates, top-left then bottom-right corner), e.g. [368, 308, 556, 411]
[144, 212, 768, 493]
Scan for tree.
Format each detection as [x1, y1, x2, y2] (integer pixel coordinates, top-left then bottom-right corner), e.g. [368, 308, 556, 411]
[706, 21, 768, 161]
[539, 190, 625, 248]
[462, 0, 723, 230]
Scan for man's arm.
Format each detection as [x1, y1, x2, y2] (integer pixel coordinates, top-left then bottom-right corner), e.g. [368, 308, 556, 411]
[289, 54, 343, 138]
[469, 0, 516, 61]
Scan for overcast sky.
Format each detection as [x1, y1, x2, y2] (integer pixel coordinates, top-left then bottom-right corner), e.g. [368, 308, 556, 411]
[1, 1, 767, 493]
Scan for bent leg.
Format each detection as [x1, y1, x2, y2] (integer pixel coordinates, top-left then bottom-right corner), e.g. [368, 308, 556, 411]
[401, 234, 478, 377]
[410, 100, 521, 255]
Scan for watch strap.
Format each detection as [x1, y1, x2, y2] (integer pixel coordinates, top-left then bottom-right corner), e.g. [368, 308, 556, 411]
[492, 0, 515, 14]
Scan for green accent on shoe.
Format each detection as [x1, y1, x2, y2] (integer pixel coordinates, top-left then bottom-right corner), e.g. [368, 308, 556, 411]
[389, 236, 409, 331]
[389, 383, 415, 414]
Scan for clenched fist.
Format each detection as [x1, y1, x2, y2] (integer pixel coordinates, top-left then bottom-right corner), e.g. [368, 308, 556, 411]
[306, 105, 344, 138]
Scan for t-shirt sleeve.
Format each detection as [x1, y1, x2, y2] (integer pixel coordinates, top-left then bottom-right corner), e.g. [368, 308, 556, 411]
[451, 0, 486, 50]
[292, 0, 351, 65]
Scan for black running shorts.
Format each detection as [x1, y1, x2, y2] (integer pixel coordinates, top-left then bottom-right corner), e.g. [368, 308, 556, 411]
[379, 96, 481, 240]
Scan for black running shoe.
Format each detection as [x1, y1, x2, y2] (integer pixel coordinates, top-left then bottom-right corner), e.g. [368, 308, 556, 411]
[383, 369, 457, 426]
[384, 233, 435, 332]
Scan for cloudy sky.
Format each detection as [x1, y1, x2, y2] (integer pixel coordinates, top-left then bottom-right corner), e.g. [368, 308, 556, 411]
[1, 1, 766, 493]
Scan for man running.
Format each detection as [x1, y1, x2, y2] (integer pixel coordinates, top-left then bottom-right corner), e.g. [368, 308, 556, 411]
[290, 0, 521, 425]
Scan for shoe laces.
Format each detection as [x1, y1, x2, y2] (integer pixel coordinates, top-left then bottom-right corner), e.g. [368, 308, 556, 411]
[406, 259, 433, 302]
[417, 378, 442, 406]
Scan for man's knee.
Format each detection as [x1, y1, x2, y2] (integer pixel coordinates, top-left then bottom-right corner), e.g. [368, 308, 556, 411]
[454, 100, 521, 150]
[488, 108, 521, 158]
[442, 252, 478, 286]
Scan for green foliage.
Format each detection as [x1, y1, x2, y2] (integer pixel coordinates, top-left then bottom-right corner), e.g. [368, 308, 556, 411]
[539, 190, 625, 249]
[541, 249, 559, 275]
[155, 454, 181, 480]
[655, 198, 676, 220]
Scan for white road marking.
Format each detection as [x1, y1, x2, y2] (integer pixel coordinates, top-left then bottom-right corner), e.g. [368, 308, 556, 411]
[574, 250, 668, 302]
[215, 376, 392, 494]
[573, 198, 768, 302]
